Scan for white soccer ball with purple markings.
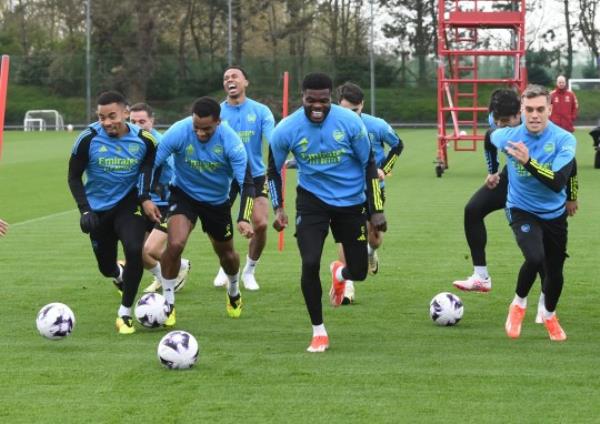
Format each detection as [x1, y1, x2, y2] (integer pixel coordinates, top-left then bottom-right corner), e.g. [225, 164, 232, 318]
[429, 292, 464, 326]
[157, 330, 199, 369]
[135, 293, 170, 328]
[36, 303, 76, 339]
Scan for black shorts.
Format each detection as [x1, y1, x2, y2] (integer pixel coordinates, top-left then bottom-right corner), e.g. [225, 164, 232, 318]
[144, 205, 170, 233]
[229, 175, 268, 204]
[167, 186, 233, 242]
[507, 208, 568, 260]
[296, 187, 367, 244]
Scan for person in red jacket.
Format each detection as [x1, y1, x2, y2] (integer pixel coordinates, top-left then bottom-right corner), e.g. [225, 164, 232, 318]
[549, 75, 578, 133]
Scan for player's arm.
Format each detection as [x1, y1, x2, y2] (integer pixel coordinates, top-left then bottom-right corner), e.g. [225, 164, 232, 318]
[380, 123, 403, 175]
[230, 140, 254, 223]
[484, 128, 500, 174]
[524, 158, 574, 193]
[266, 146, 283, 210]
[261, 107, 275, 145]
[267, 128, 290, 231]
[67, 133, 93, 213]
[566, 158, 578, 201]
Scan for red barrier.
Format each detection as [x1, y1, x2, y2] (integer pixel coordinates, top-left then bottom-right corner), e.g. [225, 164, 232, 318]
[0, 55, 10, 161]
[278, 71, 289, 252]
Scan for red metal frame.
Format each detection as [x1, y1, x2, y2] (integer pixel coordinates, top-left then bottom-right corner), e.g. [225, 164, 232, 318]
[436, 0, 527, 176]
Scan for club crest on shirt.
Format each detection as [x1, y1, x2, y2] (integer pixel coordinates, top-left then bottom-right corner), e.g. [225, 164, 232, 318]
[246, 113, 257, 123]
[128, 143, 140, 153]
[543, 142, 555, 153]
[99, 146, 108, 153]
[212, 144, 223, 155]
[333, 130, 345, 143]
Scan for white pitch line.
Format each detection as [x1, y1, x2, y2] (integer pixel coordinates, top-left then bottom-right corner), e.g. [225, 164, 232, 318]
[11, 209, 78, 227]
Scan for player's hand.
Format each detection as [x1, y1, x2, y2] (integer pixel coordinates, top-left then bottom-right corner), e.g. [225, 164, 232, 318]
[80, 211, 100, 234]
[273, 207, 288, 232]
[370, 212, 387, 232]
[0, 218, 8, 237]
[485, 172, 500, 189]
[237, 220, 254, 239]
[142, 200, 161, 224]
[506, 141, 529, 164]
[566, 200, 578, 217]
[377, 169, 386, 181]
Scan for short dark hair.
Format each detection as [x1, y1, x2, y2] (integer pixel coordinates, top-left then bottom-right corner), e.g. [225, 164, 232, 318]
[192, 97, 221, 120]
[130, 102, 153, 117]
[97, 90, 127, 107]
[338, 82, 364, 104]
[489, 88, 521, 119]
[224, 65, 248, 79]
[302, 72, 333, 92]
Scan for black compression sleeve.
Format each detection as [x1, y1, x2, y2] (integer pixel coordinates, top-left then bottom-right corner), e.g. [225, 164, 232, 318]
[237, 163, 255, 222]
[68, 136, 92, 213]
[484, 129, 499, 174]
[366, 150, 384, 213]
[566, 158, 578, 201]
[381, 139, 404, 174]
[138, 130, 157, 202]
[523, 158, 574, 193]
[266, 147, 283, 210]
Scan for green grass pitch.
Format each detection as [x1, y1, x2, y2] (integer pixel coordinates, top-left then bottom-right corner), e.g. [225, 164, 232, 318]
[0, 129, 599, 422]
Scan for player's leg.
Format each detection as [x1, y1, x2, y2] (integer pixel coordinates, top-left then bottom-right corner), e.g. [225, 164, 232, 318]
[112, 200, 147, 334]
[366, 187, 385, 275]
[295, 187, 330, 352]
[330, 203, 368, 307]
[241, 177, 269, 291]
[505, 209, 544, 338]
[213, 180, 240, 287]
[453, 173, 507, 292]
[540, 215, 568, 341]
[89, 212, 121, 292]
[202, 201, 242, 318]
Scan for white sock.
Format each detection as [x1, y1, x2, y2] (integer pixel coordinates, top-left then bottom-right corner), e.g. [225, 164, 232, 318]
[227, 272, 240, 297]
[148, 263, 161, 279]
[543, 309, 555, 319]
[162, 277, 176, 305]
[474, 266, 489, 279]
[243, 255, 258, 274]
[367, 244, 374, 256]
[537, 292, 545, 309]
[116, 263, 124, 282]
[511, 294, 527, 308]
[312, 324, 327, 337]
[179, 258, 189, 273]
[335, 265, 345, 282]
[118, 305, 132, 317]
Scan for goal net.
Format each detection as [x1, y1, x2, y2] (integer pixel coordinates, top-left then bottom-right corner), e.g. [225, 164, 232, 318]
[23, 110, 65, 131]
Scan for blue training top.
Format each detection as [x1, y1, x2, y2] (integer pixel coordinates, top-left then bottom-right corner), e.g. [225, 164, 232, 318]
[491, 121, 576, 219]
[270, 104, 371, 207]
[220, 98, 275, 178]
[70, 122, 157, 211]
[155, 117, 248, 205]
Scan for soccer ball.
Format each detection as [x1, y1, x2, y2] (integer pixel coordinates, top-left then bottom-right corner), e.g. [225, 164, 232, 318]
[134, 293, 170, 328]
[429, 292, 464, 326]
[36, 303, 76, 339]
[157, 331, 199, 369]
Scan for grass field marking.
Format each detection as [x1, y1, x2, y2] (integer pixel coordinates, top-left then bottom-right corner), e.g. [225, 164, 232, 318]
[11, 209, 78, 227]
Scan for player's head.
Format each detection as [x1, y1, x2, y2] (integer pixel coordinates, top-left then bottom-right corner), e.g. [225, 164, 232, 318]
[338, 82, 364, 115]
[192, 97, 221, 142]
[301, 72, 333, 123]
[96, 90, 129, 137]
[489, 88, 521, 128]
[129, 102, 155, 131]
[223, 66, 249, 101]
[521, 84, 552, 134]
[556, 75, 567, 89]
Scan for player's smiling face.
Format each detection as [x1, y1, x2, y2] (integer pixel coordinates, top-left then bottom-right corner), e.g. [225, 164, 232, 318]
[223, 68, 248, 100]
[302, 88, 332, 123]
[97, 103, 129, 138]
[192, 114, 220, 143]
[522, 95, 551, 134]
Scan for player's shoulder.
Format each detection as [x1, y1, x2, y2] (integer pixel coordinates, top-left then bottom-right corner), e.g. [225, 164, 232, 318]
[548, 121, 576, 143]
[491, 123, 522, 142]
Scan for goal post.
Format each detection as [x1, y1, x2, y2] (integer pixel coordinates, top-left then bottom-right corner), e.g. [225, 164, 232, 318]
[568, 78, 600, 91]
[23, 109, 65, 131]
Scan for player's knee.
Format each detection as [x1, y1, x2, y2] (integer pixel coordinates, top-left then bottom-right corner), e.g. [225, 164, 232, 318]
[252, 217, 268, 235]
[219, 249, 238, 267]
[98, 262, 117, 278]
[524, 250, 545, 268]
[464, 200, 481, 220]
[301, 257, 321, 278]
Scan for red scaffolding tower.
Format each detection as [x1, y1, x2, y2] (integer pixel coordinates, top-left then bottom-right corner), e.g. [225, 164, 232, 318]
[436, 0, 527, 177]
